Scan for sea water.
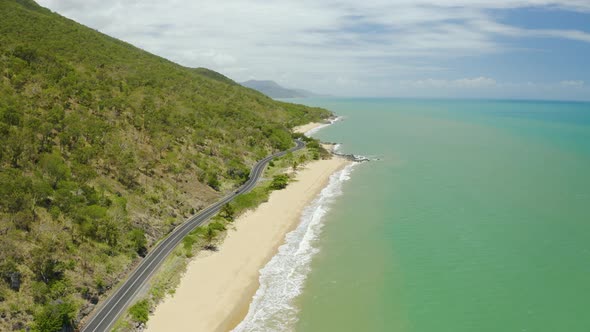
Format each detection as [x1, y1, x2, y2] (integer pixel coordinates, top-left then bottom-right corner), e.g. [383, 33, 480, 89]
[238, 98, 590, 332]
[233, 163, 356, 332]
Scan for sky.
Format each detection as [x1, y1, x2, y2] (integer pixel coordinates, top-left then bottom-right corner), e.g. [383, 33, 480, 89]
[36, 0, 590, 100]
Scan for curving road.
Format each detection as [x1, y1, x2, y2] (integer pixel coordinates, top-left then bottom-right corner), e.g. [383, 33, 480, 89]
[81, 140, 305, 332]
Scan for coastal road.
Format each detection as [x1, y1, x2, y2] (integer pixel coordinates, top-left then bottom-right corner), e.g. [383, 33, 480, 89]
[81, 140, 305, 332]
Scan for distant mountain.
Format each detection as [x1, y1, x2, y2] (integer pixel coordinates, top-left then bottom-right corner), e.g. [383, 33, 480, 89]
[241, 80, 322, 98]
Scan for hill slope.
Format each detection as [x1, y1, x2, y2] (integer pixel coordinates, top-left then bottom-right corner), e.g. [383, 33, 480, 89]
[0, 0, 330, 330]
[241, 79, 320, 98]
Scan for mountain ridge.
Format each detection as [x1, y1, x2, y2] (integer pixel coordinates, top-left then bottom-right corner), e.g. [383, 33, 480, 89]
[241, 79, 323, 98]
[0, 1, 330, 330]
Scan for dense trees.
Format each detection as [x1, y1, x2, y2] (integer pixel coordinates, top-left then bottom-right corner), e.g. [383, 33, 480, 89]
[0, 0, 331, 330]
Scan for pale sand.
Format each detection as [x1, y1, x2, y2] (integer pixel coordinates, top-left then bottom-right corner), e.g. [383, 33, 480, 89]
[145, 156, 351, 332]
[293, 122, 325, 134]
[321, 143, 338, 153]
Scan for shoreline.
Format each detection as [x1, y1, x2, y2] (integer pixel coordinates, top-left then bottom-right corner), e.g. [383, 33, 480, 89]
[145, 123, 351, 331]
[293, 121, 325, 135]
[293, 116, 340, 136]
[145, 157, 351, 332]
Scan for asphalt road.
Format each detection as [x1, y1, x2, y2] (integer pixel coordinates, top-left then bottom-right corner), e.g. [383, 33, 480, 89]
[81, 140, 305, 332]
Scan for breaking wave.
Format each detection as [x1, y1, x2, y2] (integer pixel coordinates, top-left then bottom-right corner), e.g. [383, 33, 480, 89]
[232, 163, 356, 332]
[304, 117, 342, 136]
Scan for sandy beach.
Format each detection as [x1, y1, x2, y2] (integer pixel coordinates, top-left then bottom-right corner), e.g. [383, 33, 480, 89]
[145, 140, 350, 331]
[293, 121, 325, 134]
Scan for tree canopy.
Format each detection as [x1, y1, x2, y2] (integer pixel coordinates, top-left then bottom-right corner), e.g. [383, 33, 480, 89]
[0, 1, 331, 330]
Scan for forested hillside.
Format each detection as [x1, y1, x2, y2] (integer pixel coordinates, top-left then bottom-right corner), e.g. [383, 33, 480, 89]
[0, 0, 331, 330]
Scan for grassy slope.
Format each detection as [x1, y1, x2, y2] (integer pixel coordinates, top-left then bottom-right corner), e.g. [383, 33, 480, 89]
[0, 0, 331, 330]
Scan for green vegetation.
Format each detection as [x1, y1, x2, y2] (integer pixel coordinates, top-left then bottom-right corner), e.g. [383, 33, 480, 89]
[269, 174, 290, 190]
[231, 186, 272, 214]
[113, 141, 326, 330]
[219, 203, 235, 221]
[229, 156, 304, 214]
[128, 299, 149, 324]
[202, 227, 218, 250]
[0, 0, 331, 330]
[32, 299, 76, 332]
[300, 135, 331, 160]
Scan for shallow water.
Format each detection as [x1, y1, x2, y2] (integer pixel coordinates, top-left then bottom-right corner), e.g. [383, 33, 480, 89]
[241, 98, 590, 332]
[232, 164, 355, 332]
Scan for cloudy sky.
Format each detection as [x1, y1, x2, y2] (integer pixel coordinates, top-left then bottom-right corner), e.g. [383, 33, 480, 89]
[37, 0, 590, 100]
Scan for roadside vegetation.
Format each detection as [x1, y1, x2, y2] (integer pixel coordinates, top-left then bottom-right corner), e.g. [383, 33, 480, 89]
[114, 140, 327, 331]
[0, 1, 331, 330]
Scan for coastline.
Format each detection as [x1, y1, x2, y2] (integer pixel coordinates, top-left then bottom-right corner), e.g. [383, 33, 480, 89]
[293, 122, 325, 135]
[145, 124, 351, 331]
[293, 116, 340, 136]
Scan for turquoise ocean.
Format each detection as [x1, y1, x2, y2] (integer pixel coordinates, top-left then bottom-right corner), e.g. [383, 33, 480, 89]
[236, 98, 590, 332]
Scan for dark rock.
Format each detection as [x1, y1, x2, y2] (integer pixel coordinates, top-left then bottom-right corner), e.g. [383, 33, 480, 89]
[9, 272, 20, 291]
[78, 303, 95, 321]
[334, 152, 370, 162]
[12, 321, 25, 331]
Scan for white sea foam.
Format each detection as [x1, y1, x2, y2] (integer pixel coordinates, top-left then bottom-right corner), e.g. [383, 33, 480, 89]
[232, 163, 356, 332]
[304, 116, 342, 136]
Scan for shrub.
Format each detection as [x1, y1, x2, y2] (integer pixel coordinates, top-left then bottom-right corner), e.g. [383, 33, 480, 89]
[128, 299, 149, 324]
[128, 228, 147, 257]
[33, 300, 76, 332]
[220, 203, 235, 221]
[206, 173, 220, 191]
[269, 174, 289, 190]
[211, 220, 226, 231]
[182, 234, 198, 252]
[231, 187, 270, 214]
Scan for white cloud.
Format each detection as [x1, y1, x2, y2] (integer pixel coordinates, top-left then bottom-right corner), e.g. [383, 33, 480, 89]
[473, 20, 590, 43]
[403, 77, 497, 88]
[35, 0, 590, 99]
[560, 80, 585, 87]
